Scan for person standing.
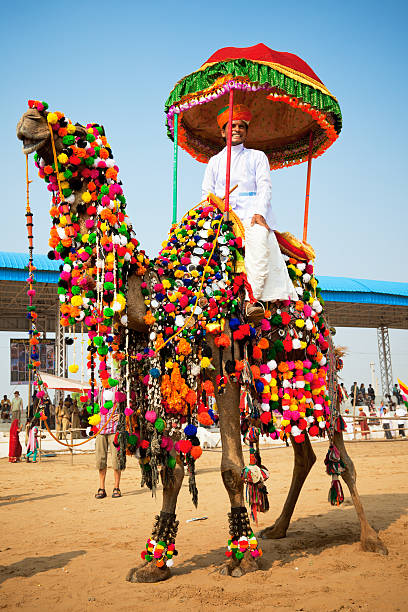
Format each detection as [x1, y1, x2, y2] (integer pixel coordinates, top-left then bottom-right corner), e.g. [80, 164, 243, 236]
[396, 403, 407, 437]
[358, 407, 370, 439]
[61, 399, 72, 439]
[95, 400, 122, 499]
[359, 383, 366, 399]
[350, 382, 358, 399]
[11, 391, 23, 422]
[55, 400, 63, 439]
[71, 400, 82, 439]
[382, 409, 393, 440]
[8, 419, 22, 462]
[26, 418, 40, 462]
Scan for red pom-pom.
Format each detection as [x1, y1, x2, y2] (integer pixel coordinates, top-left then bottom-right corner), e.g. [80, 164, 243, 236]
[260, 412, 271, 424]
[178, 439, 192, 454]
[309, 425, 319, 437]
[281, 312, 291, 325]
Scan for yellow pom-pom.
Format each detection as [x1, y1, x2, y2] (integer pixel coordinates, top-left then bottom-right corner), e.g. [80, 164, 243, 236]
[47, 112, 58, 124]
[58, 153, 68, 164]
[68, 364, 79, 373]
[82, 234, 89, 243]
[66, 123, 76, 134]
[88, 414, 101, 426]
[82, 191, 92, 203]
[71, 295, 83, 307]
[100, 222, 107, 232]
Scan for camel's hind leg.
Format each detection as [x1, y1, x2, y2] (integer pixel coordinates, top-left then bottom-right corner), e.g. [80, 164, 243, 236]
[333, 431, 388, 555]
[126, 461, 185, 583]
[260, 434, 316, 539]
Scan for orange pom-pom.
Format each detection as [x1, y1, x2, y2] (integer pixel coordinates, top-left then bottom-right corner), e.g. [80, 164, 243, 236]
[190, 446, 203, 460]
[197, 412, 213, 426]
[258, 338, 269, 349]
[252, 346, 262, 360]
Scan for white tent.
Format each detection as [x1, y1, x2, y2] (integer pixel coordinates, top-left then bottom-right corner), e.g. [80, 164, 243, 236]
[38, 372, 91, 392]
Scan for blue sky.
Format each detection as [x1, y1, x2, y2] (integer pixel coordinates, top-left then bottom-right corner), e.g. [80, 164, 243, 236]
[0, 0, 407, 404]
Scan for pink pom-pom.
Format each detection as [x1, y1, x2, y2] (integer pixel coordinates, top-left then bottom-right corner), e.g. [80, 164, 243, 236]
[60, 271, 71, 281]
[145, 410, 156, 423]
[36, 390, 45, 398]
[100, 406, 109, 415]
[261, 319, 271, 331]
[79, 252, 89, 261]
[115, 391, 126, 402]
[27, 289, 36, 296]
[142, 374, 150, 385]
[124, 407, 134, 416]
[85, 219, 94, 229]
[259, 364, 270, 374]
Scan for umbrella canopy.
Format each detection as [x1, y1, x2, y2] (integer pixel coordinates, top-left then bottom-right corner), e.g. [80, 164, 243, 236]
[165, 43, 341, 169]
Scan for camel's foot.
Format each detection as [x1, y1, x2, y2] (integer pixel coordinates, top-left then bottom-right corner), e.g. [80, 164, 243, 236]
[259, 522, 287, 540]
[219, 550, 259, 577]
[361, 529, 388, 555]
[126, 562, 171, 583]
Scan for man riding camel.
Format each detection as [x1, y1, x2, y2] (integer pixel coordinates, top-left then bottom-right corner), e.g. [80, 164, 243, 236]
[201, 104, 297, 321]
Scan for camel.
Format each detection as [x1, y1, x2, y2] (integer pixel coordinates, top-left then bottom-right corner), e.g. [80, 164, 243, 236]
[17, 104, 387, 584]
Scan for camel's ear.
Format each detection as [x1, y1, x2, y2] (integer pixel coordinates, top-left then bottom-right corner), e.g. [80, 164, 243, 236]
[74, 123, 88, 138]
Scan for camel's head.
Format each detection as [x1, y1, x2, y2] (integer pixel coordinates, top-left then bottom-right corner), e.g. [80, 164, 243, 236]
[16, 102, 88, 163]
[17, 107, 52, 156]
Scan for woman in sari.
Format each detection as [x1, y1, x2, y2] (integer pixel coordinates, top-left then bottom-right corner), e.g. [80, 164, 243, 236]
[9, 418, 22, 462]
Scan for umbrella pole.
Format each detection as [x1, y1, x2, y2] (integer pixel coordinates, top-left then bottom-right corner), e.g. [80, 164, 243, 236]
[172, 113, 179, 224]
[224, 90, 234, 220]
[302, 131, 314, 243]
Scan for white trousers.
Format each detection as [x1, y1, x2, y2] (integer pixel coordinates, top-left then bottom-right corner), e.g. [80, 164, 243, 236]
[243, 221, 298, 302]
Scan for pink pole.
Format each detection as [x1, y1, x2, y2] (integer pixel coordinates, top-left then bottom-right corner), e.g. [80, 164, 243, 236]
[224, 89, 234, 218]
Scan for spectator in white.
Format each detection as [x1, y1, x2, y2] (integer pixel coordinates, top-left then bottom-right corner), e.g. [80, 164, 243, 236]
[11, 391, 23, 422]
[382, 408, 393, 440]
[396, 403, 407, 437]
[343, 408, 354, 441]
[95, 390, 122, 499]
[201, 104, 297, 322]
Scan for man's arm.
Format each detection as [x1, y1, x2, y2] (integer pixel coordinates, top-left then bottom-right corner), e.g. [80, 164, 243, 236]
[201, 157, 216, 200]
[251, 151, 272, 229]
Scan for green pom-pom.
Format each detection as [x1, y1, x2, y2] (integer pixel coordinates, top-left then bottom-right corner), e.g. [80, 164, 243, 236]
[93, 336, 104, 346]
[235, 551, 244, 560]
[154, 418, 165, 432]
[62, 135, 75, 145]
[104, 400, 113, 409]
[167, 456, 176, 469]
[104, 307, 114, 318]
[108, 378, 118, 387]
[97, 346, 108, 356]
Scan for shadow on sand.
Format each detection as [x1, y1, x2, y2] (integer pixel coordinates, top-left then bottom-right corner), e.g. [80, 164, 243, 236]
[0, 550, 86, 585]
[0, 493, 66, 508]
[169, 492, 408, 577]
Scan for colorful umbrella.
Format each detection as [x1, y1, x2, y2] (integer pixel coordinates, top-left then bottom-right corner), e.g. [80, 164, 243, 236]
[165, 43, 341, 169]
[166, 44, 341, 236]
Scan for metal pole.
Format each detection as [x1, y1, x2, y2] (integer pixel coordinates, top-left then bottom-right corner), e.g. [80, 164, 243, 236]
[302, 131, 314, 243]
[352, 385, 357, 440]
[172, 113, 179, 225]
[224, 89, 234, 219]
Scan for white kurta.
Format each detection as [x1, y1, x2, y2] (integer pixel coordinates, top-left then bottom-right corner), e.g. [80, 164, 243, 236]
[202, 144, 297, 302]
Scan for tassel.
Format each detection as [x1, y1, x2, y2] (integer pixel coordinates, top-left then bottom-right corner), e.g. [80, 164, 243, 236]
[241, 445, 269, 523]
[328, 476, 344, 506]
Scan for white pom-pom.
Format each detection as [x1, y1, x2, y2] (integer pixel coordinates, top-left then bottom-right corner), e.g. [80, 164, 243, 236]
[120, 315, 128, 325]
[267, 359, 277, 370]
[319, 356, 327, 366]
[191, 364, 201, 377]
[282, 379, 291, 388]
[63, 263, 71, 272]
[261, 403, 270, 412]
[291, 426, 301, 437]
[66, 194, 75, 204]
[292, 338, 301, 349]
[104, 390, 114, 402]
[319, 420, 326, 429]
[297, 263, 306, 271]
[302, 273, 311, 283]
[305, 319, 313, 330]
[112, 301, 122, 312]
[166, 559, 174, 567]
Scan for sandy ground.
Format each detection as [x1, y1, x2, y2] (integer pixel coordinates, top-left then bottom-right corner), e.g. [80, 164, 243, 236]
[1, 440, 407, 612]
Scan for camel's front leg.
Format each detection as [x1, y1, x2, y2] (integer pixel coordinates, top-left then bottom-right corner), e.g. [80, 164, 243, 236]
[216, 382, 260, 577]
[126, 460, 185, 583]
[260, 434, 316, 539]
[333, 431, 388, 555]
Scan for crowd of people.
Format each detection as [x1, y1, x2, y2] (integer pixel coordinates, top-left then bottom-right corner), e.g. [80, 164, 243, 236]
[343, 381, 407, 440]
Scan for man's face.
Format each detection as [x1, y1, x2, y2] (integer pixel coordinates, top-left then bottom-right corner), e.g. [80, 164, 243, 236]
[221, 120, 248, 145]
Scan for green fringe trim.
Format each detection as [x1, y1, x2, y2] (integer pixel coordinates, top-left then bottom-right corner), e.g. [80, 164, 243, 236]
[165, 58, 342, 138]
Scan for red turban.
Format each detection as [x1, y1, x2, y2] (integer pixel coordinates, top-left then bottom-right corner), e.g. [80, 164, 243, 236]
[217, 104, 252, 129]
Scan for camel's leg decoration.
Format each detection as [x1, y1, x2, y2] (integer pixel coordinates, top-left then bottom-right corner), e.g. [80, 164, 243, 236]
[126, 461, 184, 583]
[333, 431, 388, 555]
[260, 434, 316, 539]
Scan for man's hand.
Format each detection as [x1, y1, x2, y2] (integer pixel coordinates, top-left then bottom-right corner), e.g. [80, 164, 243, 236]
[251, 214, 270, 230]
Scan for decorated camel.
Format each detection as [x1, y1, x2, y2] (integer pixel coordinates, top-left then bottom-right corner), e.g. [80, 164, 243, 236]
[16, 45, 387, 583]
